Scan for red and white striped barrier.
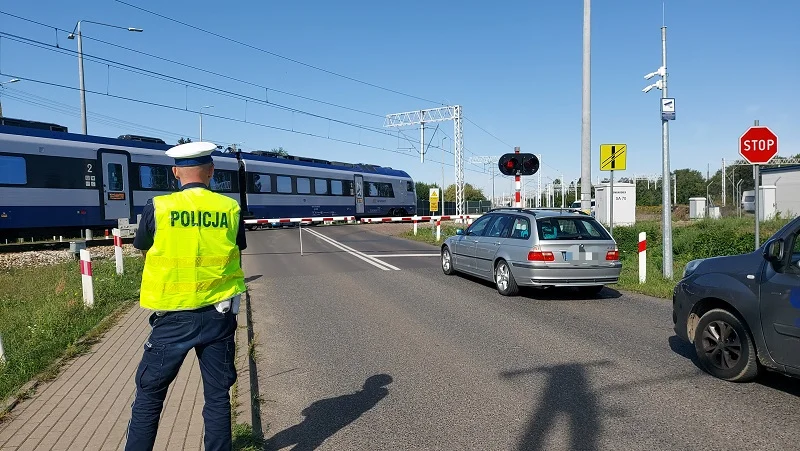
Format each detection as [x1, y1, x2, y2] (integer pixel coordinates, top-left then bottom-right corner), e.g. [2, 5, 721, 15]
[244, 214, 482, 227]
[80, 249, 94, 307]
[361, 214, 482, 224]
[112, 228, 124, 275]
[638, 232, 647, 284]
[244, 215, 356, 225]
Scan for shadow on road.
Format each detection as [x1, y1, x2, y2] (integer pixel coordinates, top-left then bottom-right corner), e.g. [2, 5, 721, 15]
[244, 274, 262, 283]
[501, 360, 613, 451]
[668, 335, 800, 397]
[454, 272, 623, 301]
[263, 374, 394, 451]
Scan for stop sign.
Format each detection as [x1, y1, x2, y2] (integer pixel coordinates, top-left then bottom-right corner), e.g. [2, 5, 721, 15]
[739, 126, 778, 164]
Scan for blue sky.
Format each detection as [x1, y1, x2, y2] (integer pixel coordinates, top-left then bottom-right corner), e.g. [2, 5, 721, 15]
[0, 0, 797, 198]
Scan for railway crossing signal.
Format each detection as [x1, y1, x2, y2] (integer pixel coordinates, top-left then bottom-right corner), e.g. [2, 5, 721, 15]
[498, 153, 539, 176]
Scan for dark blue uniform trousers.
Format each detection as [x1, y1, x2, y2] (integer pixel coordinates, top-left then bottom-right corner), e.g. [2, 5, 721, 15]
[124, 304, 237, 451]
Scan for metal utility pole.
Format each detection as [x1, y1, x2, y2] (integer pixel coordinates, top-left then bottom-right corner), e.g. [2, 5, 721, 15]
[386, 106, 464, 215]
[537, 154, 543, 207]
[199, 105, 213, 141]
[722, 158, 726, 206]
[514, 147, 522, 207]
[642, 25, 674, 279]
[581, 0, 592, 212]
[660, 26, 674, 279]
[754, 119, 760, 249]
[68, 21, 143, 135]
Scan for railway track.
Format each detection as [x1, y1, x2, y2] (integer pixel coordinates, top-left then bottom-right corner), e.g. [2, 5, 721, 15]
[0, 236, 135, 254]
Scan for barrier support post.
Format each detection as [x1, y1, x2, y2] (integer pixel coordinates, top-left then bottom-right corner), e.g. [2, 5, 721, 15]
[80, 249, 94, 307]
[112, 228, 124, 275]
[413, 220, 418, 236]
[638, 232, 647, 284]
[436, 220, 441, 242]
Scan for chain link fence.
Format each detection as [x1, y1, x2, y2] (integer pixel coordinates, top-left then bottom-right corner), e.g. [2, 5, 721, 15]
[416, 200, 493, 216]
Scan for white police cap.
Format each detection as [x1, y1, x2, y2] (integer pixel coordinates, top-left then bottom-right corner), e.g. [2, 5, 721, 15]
[165, 141, 217, 166]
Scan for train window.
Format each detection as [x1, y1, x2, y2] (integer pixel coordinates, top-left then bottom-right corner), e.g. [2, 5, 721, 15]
[297, 177, 311, 194]
[277, 175, 292, 193]
[0, 155, 27, 185]
[252, 173, 271, 193]
[108, 163, 124, 191]
[365, 181, 394, 198]
[342, 180, 353, 196]
[331, 180, 343, 195]
[314, 178, 328, 195]
[211, 170, 234, 192]
[407, 181, 414, 192]
[139, 165, 171, 190]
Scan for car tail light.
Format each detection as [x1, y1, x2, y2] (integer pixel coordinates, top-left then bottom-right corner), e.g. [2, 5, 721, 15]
[528, 250, 555, 261]
[606, 249, 619, 261]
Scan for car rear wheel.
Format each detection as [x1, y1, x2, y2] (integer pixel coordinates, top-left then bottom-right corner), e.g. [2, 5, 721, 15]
[495, 260, 519, 296]
[441, 247, 455, 275]
[694, 308, 759, 382]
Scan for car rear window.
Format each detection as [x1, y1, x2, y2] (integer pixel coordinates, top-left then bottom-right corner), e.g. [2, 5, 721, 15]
[535, 217, 611, 240]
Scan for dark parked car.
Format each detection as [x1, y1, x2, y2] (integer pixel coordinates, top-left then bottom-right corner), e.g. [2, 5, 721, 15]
[673, 216, 800, 382]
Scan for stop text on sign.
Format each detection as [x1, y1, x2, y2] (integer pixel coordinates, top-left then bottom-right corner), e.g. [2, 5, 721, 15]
[742, 139, 776, 151]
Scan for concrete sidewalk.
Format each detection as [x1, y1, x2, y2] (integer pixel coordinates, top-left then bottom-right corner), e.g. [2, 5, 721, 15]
[0, 301, 253, 451]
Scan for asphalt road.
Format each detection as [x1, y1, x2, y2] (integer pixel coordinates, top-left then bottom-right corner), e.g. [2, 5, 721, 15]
[242, 223, 800, 451]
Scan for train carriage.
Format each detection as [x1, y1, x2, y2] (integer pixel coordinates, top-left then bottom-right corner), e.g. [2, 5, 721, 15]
[0, 121, 416, 239]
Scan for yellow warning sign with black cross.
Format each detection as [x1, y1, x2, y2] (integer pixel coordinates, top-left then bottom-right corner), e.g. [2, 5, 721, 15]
[600, 144, 627, 171]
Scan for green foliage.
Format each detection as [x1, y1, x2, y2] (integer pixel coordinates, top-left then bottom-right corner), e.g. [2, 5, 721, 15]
[270, 147, 289, 156]
[0, 257, 144, 401]
[444, 183, 486, 202]
[415, 181, 441, 202]
[177, 137, 193, 144]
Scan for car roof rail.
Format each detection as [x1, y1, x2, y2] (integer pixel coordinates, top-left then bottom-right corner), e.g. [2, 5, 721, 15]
[486, 207, 589, 216]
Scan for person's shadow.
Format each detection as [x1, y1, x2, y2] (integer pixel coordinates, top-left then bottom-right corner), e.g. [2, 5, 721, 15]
[264, 374, 393, 451]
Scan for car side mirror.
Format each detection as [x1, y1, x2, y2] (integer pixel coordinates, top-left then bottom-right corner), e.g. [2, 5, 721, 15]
[764, 239, 785, 262]
[456, 229, 464, 235]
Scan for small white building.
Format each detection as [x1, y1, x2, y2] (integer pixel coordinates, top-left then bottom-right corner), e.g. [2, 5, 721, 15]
[594, 182, 636, 227]
[760, 165, 800, 219]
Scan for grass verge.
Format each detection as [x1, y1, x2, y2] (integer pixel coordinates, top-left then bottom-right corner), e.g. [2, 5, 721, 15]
[0, 256, 143, 405]
[400, 215, 794, 299]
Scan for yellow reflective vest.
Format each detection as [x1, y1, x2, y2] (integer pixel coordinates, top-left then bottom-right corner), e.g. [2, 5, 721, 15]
[139, 187, 245, 311]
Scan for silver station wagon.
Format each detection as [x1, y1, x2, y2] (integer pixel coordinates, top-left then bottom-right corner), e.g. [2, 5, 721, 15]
[440, 208, 622, 296]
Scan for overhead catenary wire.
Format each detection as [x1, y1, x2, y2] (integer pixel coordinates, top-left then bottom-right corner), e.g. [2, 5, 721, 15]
[1, 86, 233, 143]
[0, 31, 405, 143]
[2, 9, 523, 174]
[0, 10, 386, 120]
[0, 71, 487, 175]
[110, 0, 445, 107]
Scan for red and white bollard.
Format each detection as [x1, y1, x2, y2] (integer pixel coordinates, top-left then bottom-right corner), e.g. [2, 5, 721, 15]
[638, 232, 647, 284]
[436, 220, 441, 242]
[80, 249, 94, 307]
[112, 228, 124, 275]
[413, 220, 418, 236]
[0, 333, 6, 364]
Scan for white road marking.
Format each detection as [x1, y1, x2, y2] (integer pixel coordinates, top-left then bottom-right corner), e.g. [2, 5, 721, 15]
[366, 253, 440, 258]
[304, 228, 401, 271]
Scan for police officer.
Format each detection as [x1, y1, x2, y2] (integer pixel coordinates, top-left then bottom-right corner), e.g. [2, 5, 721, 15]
[125, 141, 247, 451]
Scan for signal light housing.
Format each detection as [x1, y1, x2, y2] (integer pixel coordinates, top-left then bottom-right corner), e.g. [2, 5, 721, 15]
[498, 152, 540, 176]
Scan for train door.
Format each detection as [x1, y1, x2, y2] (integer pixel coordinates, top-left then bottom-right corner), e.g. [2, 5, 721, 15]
[354, 174, 365, 215]
[99, 150, 132, 220]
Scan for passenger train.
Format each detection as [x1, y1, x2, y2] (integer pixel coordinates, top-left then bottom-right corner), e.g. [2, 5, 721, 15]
[0, 119, 417, 239]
